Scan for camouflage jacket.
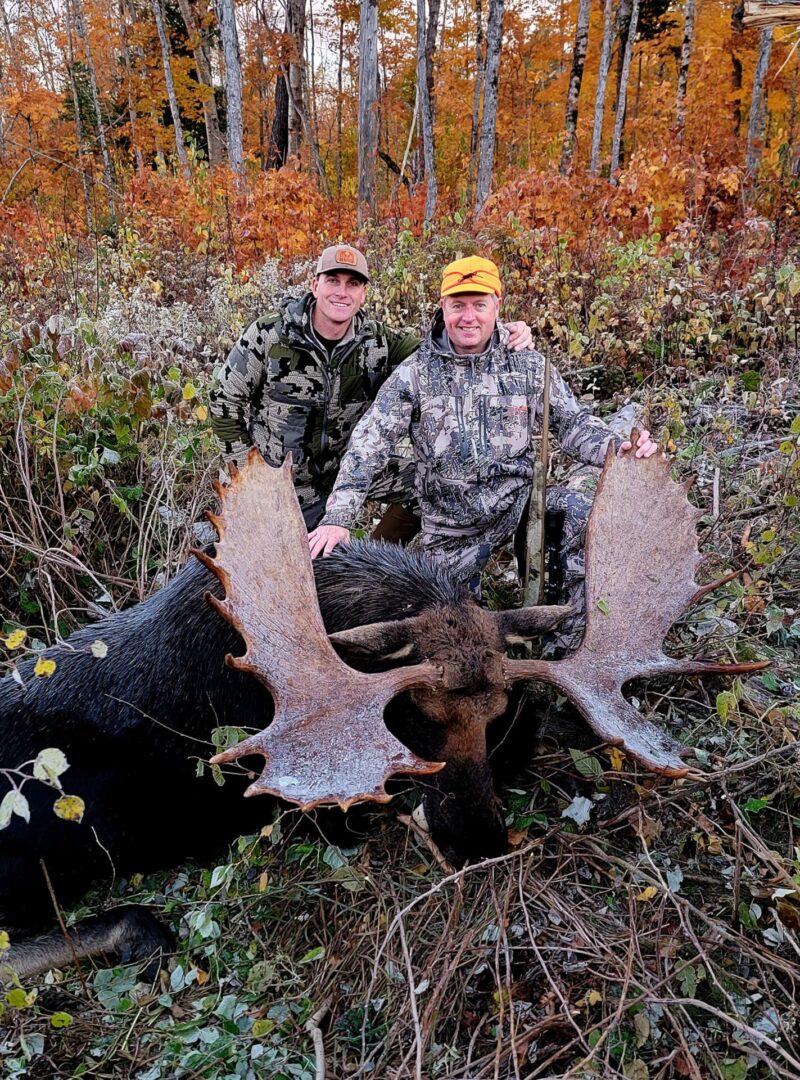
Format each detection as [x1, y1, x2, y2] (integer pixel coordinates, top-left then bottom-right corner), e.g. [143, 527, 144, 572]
[322, 311, 621, 542]
[209, 293, 419, 517]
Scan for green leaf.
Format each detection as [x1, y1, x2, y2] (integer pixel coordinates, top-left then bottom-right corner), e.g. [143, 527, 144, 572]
[596, 598, 610, 615]
[760, 671, 780, 692]
[742, 795, 772, 814]
[719, 1057, 748, 1080]
[251, 1018, 276, 1037]
[50, 1011, 73, 1028]
[298, 946, 325, 964]
[5, 988, 29, 1009]
[569, 748, 603, 778]
[716, 691, 737, 722]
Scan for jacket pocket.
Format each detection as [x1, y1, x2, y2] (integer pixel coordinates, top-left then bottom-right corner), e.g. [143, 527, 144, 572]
[483, 394, 530, 458]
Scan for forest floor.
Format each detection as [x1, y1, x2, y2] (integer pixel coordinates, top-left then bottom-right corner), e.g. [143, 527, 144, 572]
[0, 222, 798, 1078]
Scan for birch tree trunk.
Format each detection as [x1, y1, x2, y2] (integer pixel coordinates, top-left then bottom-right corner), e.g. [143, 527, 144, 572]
[746, 27, 773, 176]
[65, 0, 93, 228]
[559, 0, 591, 174]
[176, 0, 225, 166]
[609, 0, 639, 180]
[675, 0, 696, 139]
[358, 0, 379, 224]
[151, 0, 191, 179]
[71, 0, 116, 221]
[119, 0, 143, 172]
[216, 0, 244, 177]
[474, 0, 503, 216]
[417, 0, 437, 220]
[287, 0, 305, 158]
[590, 0, 614, 175]
[466, 0, 484, 207]
[336, 12, 343, 195]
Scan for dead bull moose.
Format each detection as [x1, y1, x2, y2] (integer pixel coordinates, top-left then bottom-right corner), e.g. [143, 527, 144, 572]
[0, 440, 764, 980]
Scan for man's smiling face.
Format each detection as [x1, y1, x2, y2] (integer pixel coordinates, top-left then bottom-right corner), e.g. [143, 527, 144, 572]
[441, 292, 500, 355]
[311, 271, 367, 331]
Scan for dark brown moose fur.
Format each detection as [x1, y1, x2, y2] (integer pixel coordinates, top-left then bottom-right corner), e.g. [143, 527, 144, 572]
[1, 539, 563, 982]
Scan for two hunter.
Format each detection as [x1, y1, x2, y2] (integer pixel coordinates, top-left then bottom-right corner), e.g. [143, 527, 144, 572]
[210, 245, 533, 541]
[210, 247, 656, 651]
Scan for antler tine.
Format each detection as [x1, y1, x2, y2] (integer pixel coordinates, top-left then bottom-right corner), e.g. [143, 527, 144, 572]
[196, 449, 444, 811]
[503, 440, 768, 777]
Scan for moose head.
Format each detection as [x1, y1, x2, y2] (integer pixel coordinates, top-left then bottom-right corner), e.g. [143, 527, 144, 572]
[197, 441, 765, 861]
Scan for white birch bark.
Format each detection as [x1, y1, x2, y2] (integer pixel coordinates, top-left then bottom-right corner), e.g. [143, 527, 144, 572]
[417, 0, 437, 220]
[216, 0, 244, 177]
[474, 0, 503, 216]
[590, 0, 614, 175]
[559, 0, 591, 174]
[675, 0, 696, 139]
[466, 0, 484, 208]
[746, 27, 773, 177]
[176, 0, 225, 166]
[609, 0, 639, 180]
[358, 0, 379, 224]
[71, 0, 116, 221]
[65, 0, 93, 228]
[151, 0, 191, 179]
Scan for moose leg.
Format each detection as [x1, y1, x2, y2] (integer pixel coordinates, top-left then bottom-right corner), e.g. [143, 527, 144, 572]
[2, 906, 173, 984]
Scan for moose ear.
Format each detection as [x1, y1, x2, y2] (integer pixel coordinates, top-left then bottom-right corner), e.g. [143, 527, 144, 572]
[328, 617, 423, 661]
[494, 605, 573, 645]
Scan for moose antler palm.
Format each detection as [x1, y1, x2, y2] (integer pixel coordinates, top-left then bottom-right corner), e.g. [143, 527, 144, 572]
[193, 451, 445, 810]
[503, 433, 768, 776]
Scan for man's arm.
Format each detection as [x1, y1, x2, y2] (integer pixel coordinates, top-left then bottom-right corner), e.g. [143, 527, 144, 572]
[381, 323, 421, 369]
[209, 319, 270, 466]
[545, 361, 656, 463]
[544, 363, 623, 467]
[309, 360, 419, 556]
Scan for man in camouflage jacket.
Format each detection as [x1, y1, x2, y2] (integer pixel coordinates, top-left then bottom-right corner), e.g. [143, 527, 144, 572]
[311, 256, 656, 635]
[210, 245, 533, 532]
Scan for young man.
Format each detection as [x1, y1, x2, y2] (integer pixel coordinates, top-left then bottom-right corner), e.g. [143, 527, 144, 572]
[210, 245, 533, 535]
[309, 255, 656, 642]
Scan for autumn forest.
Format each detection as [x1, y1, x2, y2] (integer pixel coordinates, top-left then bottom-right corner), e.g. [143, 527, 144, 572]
[1, 0, 799, 251]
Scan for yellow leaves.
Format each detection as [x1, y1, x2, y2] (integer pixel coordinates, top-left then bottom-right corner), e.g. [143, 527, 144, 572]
[33, 657, 56, 678]
[716, 168, 740, 196]
[2, 629, 26, 650]
[194, 404, 208, 422]
[0, 930, 9, 956]
[608, 747, 625, 771]
[576, 988, 602, 1009]
[53, 795, 85, 823]
[182, 382, 197, 401]
[635, 885, 658, 902]
[258, 871, 269, 893]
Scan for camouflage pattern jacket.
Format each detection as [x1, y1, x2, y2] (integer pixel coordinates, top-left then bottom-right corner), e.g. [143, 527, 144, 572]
[209, 293, 419, 525]
[322, 311, 621, 581]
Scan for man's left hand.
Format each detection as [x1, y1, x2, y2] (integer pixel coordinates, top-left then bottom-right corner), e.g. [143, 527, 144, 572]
[619, 429, 658, 458]
[505, 321, 533, 351]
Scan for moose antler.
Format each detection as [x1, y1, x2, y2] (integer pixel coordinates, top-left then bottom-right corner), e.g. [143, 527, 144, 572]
[504, 434, 768, 776]
[192, 450, 444, 810]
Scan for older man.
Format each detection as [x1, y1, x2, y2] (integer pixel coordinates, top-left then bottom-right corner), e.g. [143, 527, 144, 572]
[210, 245, 533, 537]
[309, 255, 656, 637]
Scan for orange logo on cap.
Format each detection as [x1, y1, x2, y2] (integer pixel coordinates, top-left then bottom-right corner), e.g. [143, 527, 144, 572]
[335, 248, 358, 266]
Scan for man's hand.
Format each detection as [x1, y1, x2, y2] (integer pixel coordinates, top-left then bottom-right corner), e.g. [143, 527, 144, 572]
[505, 320, 533, 351]
[619, 429, 658, 458]
[308, 524, 350, 558]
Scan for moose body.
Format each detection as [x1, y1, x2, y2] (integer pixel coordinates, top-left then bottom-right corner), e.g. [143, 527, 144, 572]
[1, 540, 547, 978]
